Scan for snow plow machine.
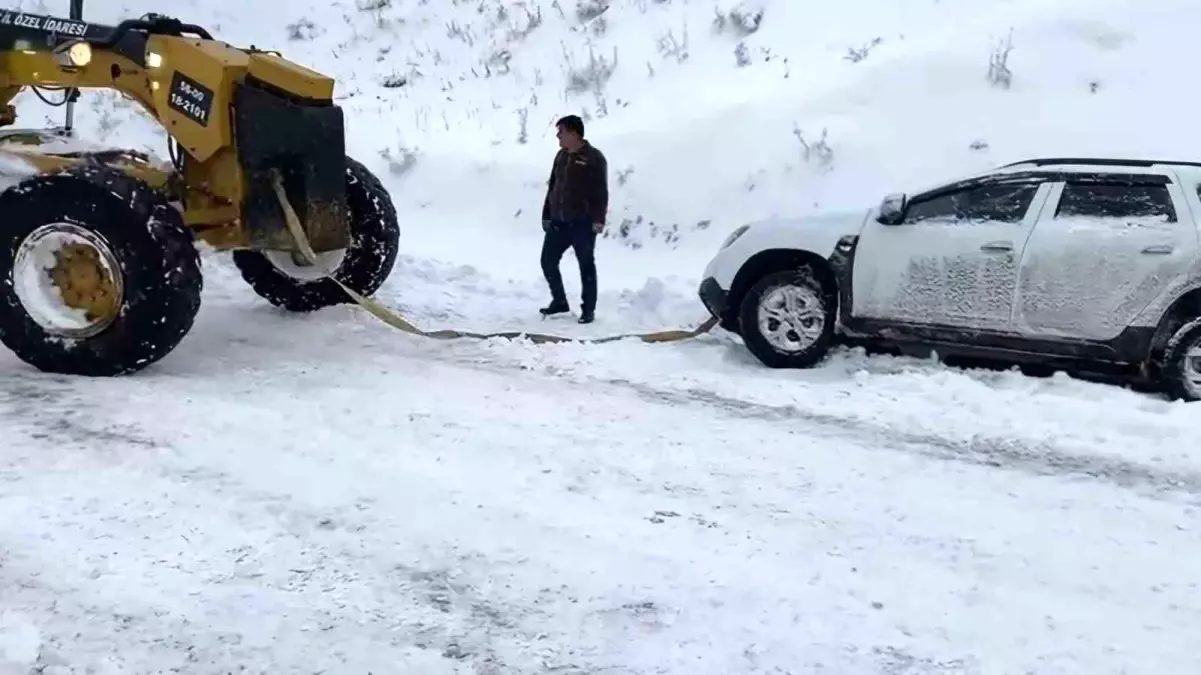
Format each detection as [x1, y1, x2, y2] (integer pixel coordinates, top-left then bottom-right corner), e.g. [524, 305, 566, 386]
[0, 5, 399, 376]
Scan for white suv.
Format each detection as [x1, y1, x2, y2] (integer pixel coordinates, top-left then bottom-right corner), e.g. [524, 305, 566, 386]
[699, 158, 1201, 401]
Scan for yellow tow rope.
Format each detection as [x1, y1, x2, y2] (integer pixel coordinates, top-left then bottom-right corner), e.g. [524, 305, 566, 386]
[270, 172, 718, 344]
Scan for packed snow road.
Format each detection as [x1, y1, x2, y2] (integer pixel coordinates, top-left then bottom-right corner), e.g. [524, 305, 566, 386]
[1, 257, 1199, 674]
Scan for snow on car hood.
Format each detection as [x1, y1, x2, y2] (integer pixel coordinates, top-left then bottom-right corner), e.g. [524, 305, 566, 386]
[744, 208, 872, 233]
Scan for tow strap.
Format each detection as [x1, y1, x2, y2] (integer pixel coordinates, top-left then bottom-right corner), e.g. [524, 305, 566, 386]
[270, 172, 718, 345]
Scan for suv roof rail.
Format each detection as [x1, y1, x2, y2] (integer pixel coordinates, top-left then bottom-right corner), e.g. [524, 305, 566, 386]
[999, 157, 1201, 169]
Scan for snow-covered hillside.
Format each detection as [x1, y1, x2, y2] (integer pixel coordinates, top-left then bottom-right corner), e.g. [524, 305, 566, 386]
[3, 0, 1201, 673]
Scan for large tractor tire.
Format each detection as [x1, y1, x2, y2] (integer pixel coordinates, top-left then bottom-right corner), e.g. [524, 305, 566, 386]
[232, 156, 399, 312]
[0, 167, 203, 376]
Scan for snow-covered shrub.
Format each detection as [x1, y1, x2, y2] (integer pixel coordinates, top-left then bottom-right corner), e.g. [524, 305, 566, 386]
[286, 18, 320, 41]
[657, 28, 689, 63]
[516, 107, 529, 144]
[845, 37, 883, 63]
[987, 30, 1014, 89]
[505, 4, 544, 42]
[734, 41, 751, 67]
[576, 0, 610, 22]
[379, 145, 420, 176]
[565, 44, 619, 95]
[793, 125, 834, 171]
[712, 1, 764, 38]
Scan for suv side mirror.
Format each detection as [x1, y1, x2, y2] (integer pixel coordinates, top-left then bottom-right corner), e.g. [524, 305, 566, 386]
[876, 193, 907, 225]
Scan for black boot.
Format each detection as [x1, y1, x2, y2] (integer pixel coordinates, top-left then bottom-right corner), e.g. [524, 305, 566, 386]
[540, 301, 570, 316]
[578, 309, 594, 324]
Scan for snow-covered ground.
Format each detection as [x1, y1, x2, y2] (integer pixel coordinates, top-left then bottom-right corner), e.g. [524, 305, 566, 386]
[3, 0, 1201, 672]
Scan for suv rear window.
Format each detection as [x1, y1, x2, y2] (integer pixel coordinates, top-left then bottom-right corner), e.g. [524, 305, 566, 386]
[1055, 183, 1176, 222]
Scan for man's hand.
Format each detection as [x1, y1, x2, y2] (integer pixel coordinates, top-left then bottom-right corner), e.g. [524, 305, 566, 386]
[592, 222, 604, 233]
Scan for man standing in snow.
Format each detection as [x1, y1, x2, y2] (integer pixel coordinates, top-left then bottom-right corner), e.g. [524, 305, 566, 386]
[539, 114, 608, 325]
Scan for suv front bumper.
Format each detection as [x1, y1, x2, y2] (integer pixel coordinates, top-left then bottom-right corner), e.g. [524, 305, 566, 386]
[699, 276, 729, 321]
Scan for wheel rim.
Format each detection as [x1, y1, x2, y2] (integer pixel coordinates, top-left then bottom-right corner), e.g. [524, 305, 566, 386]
[264, 247, 347, 282]
[756, 283, 825, 353]
[12, 223, 124, 339]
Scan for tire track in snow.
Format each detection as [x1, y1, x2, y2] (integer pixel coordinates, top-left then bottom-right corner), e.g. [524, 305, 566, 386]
[612, 378, 1201, 499]
[6, 325, 1192, 503]
[0, 375, 672, 675]
[619, 379, 1201, 499]
[435, 348, 1201, 501]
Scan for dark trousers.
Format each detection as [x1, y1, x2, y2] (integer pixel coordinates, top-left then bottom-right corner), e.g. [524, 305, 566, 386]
[541, 220, 597, 312]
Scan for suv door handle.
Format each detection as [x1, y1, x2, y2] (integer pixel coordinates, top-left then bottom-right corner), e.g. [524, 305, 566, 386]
[980, 241, 1013, 252]
[1141, 245, 1173, 254]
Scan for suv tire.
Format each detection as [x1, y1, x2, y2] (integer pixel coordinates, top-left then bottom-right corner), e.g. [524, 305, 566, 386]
[738, 266, 836, 369]
[1159, 317, 1201, 401]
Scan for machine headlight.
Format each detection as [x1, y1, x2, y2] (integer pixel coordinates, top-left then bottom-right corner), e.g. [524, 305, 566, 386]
[720, 225, 749, 250]
[53, 40, 92, 68]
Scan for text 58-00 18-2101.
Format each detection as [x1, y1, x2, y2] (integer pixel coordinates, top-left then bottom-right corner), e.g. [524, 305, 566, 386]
[168, 73, 214, 127]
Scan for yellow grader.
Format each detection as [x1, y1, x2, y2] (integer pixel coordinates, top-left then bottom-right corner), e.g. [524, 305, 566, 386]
[0, 4, 399, 375]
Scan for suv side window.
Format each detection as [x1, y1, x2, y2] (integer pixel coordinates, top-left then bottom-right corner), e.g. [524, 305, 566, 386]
[903, 182, 1040, 225]
[1055, 182, 1177, 223]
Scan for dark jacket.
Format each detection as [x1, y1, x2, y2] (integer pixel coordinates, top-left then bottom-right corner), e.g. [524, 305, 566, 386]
[542, 141, 608, 225]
